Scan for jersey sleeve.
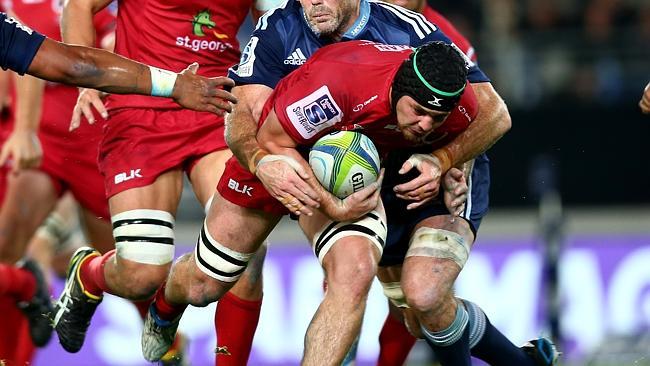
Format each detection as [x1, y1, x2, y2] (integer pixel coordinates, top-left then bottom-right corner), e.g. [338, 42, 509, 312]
[227, 12, 286, 88]
[270, 63, 345, 145]
[0, 13, 45, 75]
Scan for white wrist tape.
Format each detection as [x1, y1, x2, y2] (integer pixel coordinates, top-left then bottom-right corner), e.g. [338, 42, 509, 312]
[406, 153, 439, 170]
[149, 66, 178, 97]
[256, 154, 303, 173]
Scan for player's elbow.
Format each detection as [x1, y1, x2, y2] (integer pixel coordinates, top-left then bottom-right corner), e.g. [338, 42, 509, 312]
[63, 46, 103, 86]
[495, 100, 512, 137]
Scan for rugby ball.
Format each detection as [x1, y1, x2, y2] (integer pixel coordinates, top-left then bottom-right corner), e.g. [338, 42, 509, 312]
[309, 131, 380, 198]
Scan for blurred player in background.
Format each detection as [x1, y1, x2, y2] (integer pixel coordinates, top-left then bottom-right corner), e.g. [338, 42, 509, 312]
[0, 2, 234, 364]
[640, 81, 650, 114]
[0, 193, 86, 364]
[0, 2, 118, 360]
[54, 1, 262, 365]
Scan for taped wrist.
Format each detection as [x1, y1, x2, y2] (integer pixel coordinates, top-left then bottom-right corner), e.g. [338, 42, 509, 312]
[432, 147, 453, 174]
[255, 154, 303, 174]
[248, 148, 269, 174]
[149, 66, 178, 97]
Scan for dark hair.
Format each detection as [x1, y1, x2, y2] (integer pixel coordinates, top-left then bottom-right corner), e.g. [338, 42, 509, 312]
[392, 41, 468, 112]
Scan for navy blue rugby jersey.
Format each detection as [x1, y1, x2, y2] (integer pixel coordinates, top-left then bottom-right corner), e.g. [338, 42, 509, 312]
[0, 12, 45, 75]
[228, 0, 489, 89]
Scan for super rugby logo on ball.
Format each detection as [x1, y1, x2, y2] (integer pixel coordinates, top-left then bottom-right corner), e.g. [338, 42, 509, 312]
[309, 131, 380, 198]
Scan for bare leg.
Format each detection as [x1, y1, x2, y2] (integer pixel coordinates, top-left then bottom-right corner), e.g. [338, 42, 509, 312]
[102, 169, 184, 299]
[0, 171, 57, 263]
[298, 207, 384, 366]
[79, 207, 114, 255]
[164, 191, 279, 306]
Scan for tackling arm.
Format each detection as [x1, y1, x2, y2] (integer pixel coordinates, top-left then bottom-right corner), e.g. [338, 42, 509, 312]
[226, 84, 274, 173]
[432, 82, 511, 172]
[27, 38, 235, 113]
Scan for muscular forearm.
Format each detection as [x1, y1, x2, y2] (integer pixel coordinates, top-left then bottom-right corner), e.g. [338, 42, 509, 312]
[226, 108, 264, 172]
[226, 85, 274, 172]
[435, 82, 511, 171]
[27, 39, 152, 95]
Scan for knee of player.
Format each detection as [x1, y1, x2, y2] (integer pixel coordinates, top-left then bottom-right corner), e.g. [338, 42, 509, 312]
[326, 242, 377, 296]
[121, 263, 169, 299]
[401, 278, 449, 315]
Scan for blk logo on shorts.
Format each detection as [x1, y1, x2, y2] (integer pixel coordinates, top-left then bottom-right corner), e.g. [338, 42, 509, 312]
[228, 178, 253, 196]
[114, 169, 143, 184]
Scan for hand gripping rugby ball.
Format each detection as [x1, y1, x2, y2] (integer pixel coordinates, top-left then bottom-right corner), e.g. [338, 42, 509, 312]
[309, 131, 380, 199]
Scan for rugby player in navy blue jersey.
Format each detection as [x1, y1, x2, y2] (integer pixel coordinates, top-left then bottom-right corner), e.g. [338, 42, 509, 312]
[0, 12, 236, 113]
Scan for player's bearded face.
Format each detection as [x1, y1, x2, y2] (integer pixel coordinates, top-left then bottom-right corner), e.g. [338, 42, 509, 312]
[302, 0, 355, 36]
[395, 96, 449, 144]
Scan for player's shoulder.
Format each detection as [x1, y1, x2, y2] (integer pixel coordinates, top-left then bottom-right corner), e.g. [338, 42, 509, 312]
[368, 1, 437, 35]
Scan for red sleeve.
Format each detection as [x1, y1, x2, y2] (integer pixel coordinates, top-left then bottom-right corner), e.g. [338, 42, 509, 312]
[447, 82, 478, 133]
[270, 61, 346, 146]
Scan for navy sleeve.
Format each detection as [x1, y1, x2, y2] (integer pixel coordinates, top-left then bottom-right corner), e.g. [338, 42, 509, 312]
[0, 13, 46, 75]
[228, 11, 286, 89]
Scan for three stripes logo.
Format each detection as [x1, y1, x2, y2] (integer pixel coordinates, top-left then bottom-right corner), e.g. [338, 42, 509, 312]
[284, 48, 307, 65]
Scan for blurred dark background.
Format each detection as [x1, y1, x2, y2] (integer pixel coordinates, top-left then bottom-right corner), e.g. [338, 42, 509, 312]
[426, 0, 650, 207]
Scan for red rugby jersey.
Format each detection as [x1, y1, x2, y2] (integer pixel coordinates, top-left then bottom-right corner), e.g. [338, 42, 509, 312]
[265, 40, 478, 154]
[107, 0, 252, 110]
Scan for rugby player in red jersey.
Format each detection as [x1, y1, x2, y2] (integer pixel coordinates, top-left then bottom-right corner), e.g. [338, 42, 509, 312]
[54, 1, 264, 365]
[141, 40, 473, 365]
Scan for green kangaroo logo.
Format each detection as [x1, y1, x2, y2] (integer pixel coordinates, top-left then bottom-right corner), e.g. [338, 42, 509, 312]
[192, 10, 215, 37]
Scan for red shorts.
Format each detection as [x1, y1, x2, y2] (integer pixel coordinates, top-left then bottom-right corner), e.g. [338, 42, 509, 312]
[99, 108, 227, 198]
[38, 85, 110, 219]
[217, 156, 288, 216]
[38, 129, 109, 219]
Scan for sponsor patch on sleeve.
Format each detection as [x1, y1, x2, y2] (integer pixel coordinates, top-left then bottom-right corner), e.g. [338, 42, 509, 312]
[286, 86, 343, 139]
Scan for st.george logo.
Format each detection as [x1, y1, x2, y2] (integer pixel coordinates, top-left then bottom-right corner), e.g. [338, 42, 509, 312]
[192, 9, 215, 36]
[176, 9, 232, 52]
